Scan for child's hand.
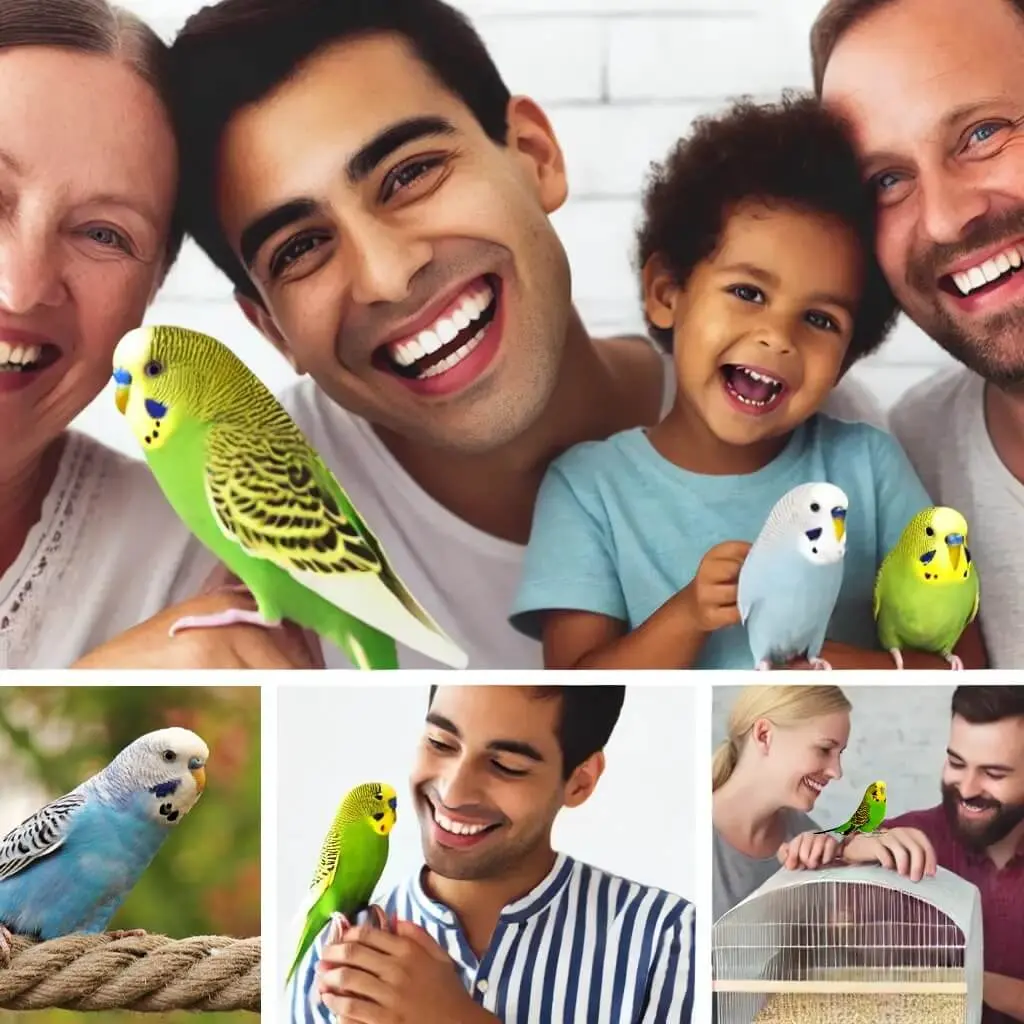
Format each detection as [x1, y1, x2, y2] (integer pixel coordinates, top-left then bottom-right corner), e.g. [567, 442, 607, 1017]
[682, 541, 751, 633]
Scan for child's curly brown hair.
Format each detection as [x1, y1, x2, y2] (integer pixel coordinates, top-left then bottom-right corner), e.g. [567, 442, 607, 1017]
[635, 91, 898, 363]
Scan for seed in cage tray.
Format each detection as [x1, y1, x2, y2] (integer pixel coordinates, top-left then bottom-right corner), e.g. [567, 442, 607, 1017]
[751, 991, 966, 1023]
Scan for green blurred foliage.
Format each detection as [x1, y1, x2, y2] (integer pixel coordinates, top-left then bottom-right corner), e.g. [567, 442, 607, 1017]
[0, 686, 261, 1024]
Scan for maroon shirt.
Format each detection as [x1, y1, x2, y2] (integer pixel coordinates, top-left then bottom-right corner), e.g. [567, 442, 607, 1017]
[888, 805, 1024, 1024]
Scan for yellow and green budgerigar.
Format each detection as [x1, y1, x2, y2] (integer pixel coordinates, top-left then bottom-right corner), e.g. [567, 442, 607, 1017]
[285, 782, 397, 984]
[814, 780, 887, 838]
[873, 506, 979, 671]
[112, 325, 468, 671]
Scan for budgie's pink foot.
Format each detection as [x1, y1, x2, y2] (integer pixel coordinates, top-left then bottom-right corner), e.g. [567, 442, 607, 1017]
[808, 657, 832, 671]
[946, 654, 964, 671]
[755, 659, 772, 671]
[169, 609, 282, 636]
[108, 929, 148, 940]
[888, 649, 905, 670]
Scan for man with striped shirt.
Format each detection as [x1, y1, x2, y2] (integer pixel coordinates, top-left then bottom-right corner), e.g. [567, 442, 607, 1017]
[289, 685, 695, 1023]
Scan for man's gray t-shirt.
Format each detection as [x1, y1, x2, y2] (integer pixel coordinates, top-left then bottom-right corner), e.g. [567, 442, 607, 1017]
[713, 809, 818, 922]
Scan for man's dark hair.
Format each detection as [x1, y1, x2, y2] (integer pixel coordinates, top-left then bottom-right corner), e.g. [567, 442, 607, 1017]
[810, 0, 1024, 96]
[951, 686, 1024, 723]
[168, 0, 511, 303]
[427, 686, 626, 779]
[634, 92, 897, 362]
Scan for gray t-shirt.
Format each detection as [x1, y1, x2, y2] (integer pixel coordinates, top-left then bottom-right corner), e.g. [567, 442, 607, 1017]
[712, 809, 818, 923]
[888, 366, 1022, 669]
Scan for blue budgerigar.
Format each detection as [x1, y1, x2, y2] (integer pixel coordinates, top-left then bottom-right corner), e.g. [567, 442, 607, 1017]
[738, 482, 849, 670]
[0, 727, 208, 956]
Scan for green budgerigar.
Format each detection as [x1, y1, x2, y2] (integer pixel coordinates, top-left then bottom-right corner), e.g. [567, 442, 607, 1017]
[874, 506, 979, 670]
[814, 780, 887, 838]
[285, 781, 397, 984]
[112, 325, 468, 671]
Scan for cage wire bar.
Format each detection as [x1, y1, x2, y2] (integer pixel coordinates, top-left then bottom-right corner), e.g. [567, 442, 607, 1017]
[712, 865, 983, 1024]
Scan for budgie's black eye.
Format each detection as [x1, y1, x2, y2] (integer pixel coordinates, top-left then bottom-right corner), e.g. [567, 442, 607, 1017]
[163, 750, 176, 762]
[925, 526, 935, 536]
[810, 502, 820, 512]
[144, 360, 163, 378]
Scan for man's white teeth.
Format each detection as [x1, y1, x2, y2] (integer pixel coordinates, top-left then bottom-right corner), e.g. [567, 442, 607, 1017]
[389, 282, 494, 368]
[0, 341, 42, 370]
[434, 808, 490, 836]
[418, 328, 485, 379]
[951, 245, 1023, 295]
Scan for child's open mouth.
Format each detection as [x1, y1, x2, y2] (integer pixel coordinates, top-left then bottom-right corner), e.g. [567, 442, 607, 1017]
[720, 364, 787, 413]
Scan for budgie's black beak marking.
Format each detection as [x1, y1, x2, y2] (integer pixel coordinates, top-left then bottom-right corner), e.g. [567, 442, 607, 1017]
[945, 533, 964, 546]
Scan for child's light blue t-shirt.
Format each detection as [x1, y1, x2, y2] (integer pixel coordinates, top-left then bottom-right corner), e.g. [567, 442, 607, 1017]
[510, 415, 932, 669]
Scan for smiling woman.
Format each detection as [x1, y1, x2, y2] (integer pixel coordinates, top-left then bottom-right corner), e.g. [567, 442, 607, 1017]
[0, 0, 216, 668]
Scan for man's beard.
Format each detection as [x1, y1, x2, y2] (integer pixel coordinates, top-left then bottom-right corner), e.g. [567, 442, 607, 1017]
[941, 782, 1024, 851]
[905, 209, 1024, 387]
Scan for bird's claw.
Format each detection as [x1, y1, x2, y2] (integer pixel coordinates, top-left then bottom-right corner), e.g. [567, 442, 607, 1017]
[108, 929, 148, 940]
[889, 649, 905, 670]
[169, 609, 282, 636]
[946, 654, 964, 671]
[808, 657, 832, 671]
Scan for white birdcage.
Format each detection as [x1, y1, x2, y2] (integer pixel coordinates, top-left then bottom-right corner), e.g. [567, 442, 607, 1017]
[712, 864, 983, 1024]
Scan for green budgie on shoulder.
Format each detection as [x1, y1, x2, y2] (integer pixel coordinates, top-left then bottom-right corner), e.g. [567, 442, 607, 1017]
[112, 325, 468, 671]
[286, 782, 396, 984]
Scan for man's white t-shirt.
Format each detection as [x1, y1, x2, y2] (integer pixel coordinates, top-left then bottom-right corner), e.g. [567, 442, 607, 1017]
[280, 350, 884, 669]
[889, 366, 1023, 669]
[0, 431, 214, 668]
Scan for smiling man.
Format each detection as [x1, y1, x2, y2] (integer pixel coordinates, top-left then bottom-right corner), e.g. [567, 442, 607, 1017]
[811, 0, 1024, 667]
[160, 0, 879, 670]
[789, 686, 1024, 1024]
[288, 685, 694, 1024]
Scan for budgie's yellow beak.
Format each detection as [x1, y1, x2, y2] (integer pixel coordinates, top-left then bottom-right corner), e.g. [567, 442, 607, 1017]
[113, 367, 131, 416]
[945, 531, 964, 570]
[831, 506, 847, 541]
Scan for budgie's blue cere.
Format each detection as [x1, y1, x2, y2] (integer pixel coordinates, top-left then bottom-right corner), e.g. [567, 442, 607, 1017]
[0, 727, 208, 944]
[738, 481, 849, 670]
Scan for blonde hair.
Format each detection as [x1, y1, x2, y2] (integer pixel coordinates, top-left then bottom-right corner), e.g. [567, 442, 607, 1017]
[712, 685, 851, 791]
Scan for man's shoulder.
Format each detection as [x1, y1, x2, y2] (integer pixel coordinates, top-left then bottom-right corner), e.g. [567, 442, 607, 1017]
[570, 859, 695, 929]
[885, 804, 946, 833]
[889, 365, 979, 437]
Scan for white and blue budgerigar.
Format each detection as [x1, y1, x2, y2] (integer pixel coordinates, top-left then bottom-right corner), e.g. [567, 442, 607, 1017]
[738, 482, 849, 671]
[0, 727, 208, 956]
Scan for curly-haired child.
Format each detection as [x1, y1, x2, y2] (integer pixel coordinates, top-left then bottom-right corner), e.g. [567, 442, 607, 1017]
[509, 94, 985, 670]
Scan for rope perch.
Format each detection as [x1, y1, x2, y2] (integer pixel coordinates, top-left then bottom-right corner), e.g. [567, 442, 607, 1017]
[0, 931, 260, 1012]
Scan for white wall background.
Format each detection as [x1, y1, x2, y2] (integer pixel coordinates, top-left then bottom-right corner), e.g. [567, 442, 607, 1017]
[712, 684, 954, 825]
[78, 0, 955, 457]
[276, 684, 698, 1018]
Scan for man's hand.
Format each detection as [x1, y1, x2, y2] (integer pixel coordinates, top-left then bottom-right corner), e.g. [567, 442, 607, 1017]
[317, 920, 497, 1024]
[72, 587, 324, 669]
[777, 830, 843, 870]
[838, 828, 937, 881]
[680, 541, 751, 633]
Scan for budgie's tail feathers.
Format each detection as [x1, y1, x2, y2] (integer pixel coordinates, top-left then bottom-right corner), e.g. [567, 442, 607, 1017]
[291, 566, 468, 669]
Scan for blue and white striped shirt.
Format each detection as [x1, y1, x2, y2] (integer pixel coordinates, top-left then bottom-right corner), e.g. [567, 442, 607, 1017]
[289, 852, 695, 1023]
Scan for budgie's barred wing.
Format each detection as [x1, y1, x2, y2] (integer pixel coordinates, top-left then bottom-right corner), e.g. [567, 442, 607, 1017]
[0, 793, 87, 880]
[204, 424, 466, 667]
[849, 797, 872, 830]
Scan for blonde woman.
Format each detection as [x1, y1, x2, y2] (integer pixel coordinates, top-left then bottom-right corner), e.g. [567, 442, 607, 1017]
[713, 684, 936, 922]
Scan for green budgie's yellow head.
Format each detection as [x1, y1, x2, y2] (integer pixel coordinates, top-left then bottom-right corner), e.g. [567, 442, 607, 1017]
[112, 324, 257, 451]
[345, 782, 398, 837]
[866, 780, 886, 805]
[896, 506, 974, 585]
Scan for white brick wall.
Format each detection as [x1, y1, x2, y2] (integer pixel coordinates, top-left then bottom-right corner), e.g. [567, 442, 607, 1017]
[712, 685, 955, 824]
[75, 0, 954, 454]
